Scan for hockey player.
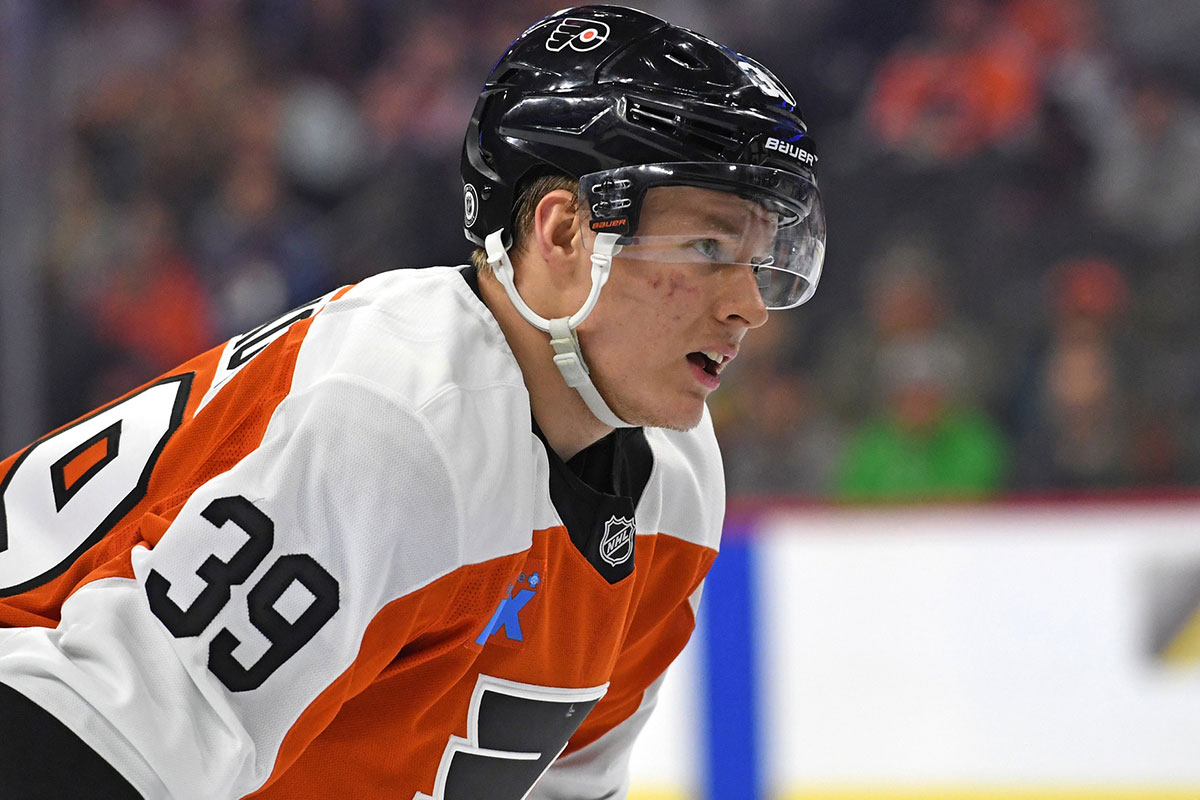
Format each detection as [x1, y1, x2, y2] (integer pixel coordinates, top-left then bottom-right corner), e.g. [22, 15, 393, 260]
[0, 6, 825, 798]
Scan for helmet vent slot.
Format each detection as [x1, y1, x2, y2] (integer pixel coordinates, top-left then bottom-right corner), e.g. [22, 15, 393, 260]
[627, 102, 679, 134]
[627, 100, 743, 155]
[662, 42, 707, 71]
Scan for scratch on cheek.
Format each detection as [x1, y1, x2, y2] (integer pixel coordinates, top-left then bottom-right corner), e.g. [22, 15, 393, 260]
[666, 272, 695, 301]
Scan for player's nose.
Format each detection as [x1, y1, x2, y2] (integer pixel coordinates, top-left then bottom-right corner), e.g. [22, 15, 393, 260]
[715, 264, 769, 329]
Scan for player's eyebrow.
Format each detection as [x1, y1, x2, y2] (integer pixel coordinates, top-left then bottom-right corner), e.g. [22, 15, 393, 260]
[695, 211, 744, 236]
[701, 206, 777, 240]
[667, 206, 761, 237]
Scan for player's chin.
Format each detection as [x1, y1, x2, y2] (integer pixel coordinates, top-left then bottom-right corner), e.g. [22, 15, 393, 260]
[658, 412, 705, 432]
[626, 396, 707, 432]
[598, 374, 707, 430]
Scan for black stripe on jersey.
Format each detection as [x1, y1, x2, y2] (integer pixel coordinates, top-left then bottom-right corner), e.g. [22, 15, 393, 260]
[535, 422, 654, 585]
[0, 682, 142, 798]
[460, 264, 483, 299]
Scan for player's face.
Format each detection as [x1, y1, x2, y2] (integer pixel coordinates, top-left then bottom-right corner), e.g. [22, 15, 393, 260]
[577, 186, 772, 430]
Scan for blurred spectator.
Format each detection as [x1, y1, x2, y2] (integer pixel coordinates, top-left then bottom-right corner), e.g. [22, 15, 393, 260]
[277, 78, 370, 200]
[1102, 0, 1200, 81]
[820, 232, 1010, 502]
[45, 146, 124, 307]
[1002, 0, 1102, 62]
[819, 234, 1000, 425]
[46, 193, 217, 424]
[91, 194, 216, 372]
[140, 7, 255, 224]
[1011, 257, 1136, 489]
[1040, 6, 1200, 251]
[332, 11, 482, 276]
[1086, 71, 1200, 249]
[244, 0, 395, 86]
[51, 0, 180, 126]
[1018, 324, 1129, 489]
[1124, 253, 1200, 485]
[865, 0, 1039, 165]
[192, 147, 334, 337]
[834, 336, 1009, 502]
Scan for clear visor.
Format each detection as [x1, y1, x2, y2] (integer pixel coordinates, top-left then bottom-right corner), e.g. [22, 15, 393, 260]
[579, 163, 826, 309]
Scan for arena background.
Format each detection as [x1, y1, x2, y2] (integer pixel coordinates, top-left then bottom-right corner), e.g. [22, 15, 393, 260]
[2, 1, 1200, 798]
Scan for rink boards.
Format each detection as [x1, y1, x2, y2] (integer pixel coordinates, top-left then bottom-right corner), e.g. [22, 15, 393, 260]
[628, 497, 1200, 800]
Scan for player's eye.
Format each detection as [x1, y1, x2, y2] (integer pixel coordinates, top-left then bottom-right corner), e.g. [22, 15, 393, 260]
[689, 238, 723, 261]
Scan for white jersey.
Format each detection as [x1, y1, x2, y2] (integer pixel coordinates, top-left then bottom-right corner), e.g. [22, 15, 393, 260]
[0, 266, 725, 799]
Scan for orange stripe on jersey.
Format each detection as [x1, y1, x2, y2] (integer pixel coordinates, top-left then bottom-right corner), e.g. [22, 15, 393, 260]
[247, 550, 530, 797]
[246, 527, 715, 798]
[562, 531, 715, 755]
[57, 438, 112, 498]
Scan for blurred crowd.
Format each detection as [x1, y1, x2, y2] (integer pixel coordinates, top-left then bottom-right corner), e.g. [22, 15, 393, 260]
[6, 0, 1200, 501]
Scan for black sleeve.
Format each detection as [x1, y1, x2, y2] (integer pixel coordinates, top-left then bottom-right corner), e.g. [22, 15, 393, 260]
[0, 681, 142, 799]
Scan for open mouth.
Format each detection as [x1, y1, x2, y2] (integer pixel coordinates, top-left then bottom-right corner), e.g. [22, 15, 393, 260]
[687, 352, 723, 377]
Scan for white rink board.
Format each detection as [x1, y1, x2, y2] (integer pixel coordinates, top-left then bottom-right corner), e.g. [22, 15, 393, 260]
[628, 620, 703, 798]
[756, 501, 1200, 790]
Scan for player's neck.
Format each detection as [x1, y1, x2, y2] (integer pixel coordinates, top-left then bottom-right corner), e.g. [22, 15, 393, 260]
[477, 266, 613, 462]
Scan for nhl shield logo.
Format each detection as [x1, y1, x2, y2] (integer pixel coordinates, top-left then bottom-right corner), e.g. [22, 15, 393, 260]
[600, 515, 635, 567]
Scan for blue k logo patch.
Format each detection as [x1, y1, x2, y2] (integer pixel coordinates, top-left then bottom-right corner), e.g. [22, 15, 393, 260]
[476, 570, 543, 647]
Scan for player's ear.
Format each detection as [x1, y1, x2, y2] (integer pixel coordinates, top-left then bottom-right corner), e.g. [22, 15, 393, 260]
[530, 189, 588, 291]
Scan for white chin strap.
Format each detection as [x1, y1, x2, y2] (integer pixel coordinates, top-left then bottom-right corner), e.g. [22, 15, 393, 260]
[485, 229, 634, 429]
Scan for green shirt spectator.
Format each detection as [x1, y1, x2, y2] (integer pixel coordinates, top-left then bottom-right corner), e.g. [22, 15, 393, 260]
[836, 337, 1009, 502]
[836, 408, 1008, 501]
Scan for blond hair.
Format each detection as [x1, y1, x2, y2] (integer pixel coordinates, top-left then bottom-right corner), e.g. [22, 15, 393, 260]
[471, 174, 579, 272]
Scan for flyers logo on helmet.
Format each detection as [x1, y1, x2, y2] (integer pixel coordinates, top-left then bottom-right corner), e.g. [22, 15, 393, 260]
[546, 18, 611, 52]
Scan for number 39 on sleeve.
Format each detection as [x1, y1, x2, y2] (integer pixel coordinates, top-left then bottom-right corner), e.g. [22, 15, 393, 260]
[145, 494, 340, 692]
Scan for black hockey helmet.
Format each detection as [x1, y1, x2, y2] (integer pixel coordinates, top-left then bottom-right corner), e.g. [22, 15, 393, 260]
[461, 5, 823, 290]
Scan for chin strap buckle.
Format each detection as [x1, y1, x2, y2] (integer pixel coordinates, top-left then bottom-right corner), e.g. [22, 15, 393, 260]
[547, 317, 632, 429]
[548, 318, 588, 388]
